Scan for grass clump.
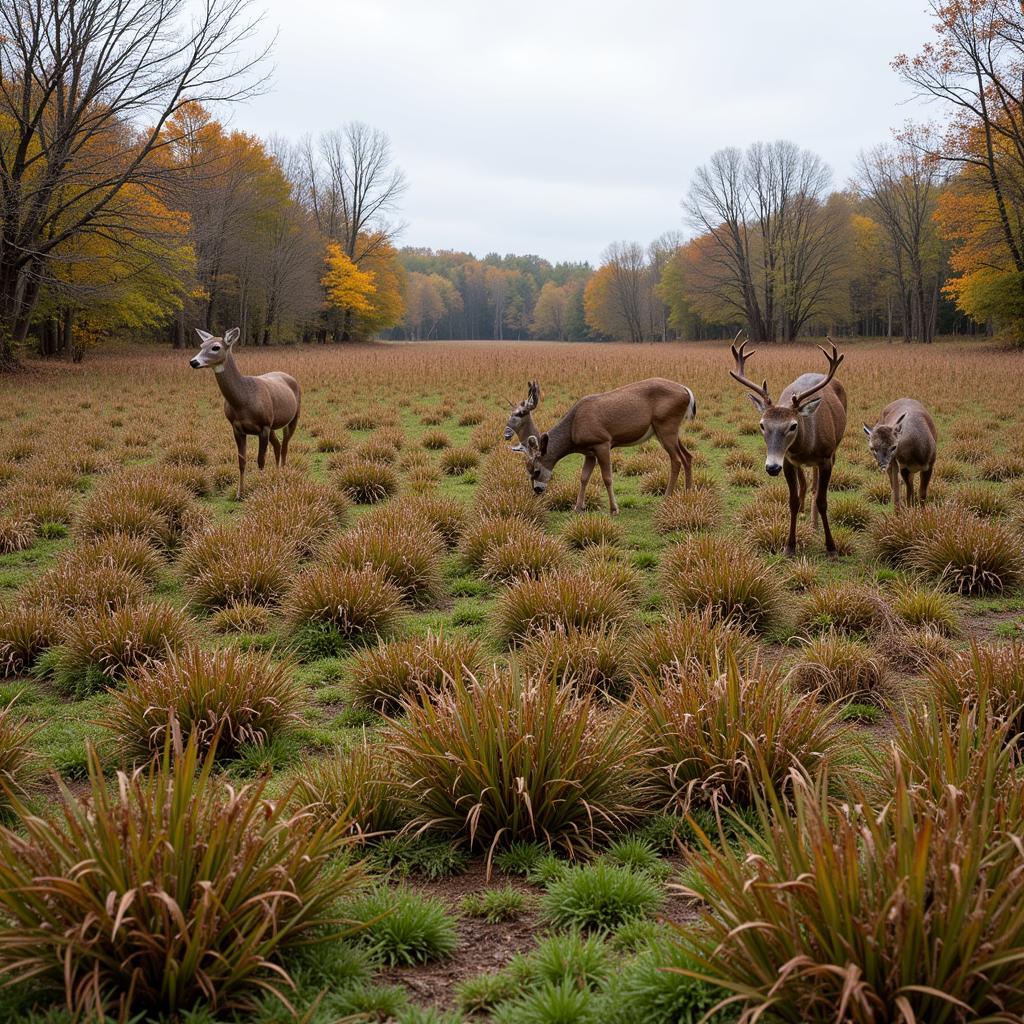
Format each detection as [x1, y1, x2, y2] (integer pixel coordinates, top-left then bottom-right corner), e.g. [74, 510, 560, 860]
[797, 581, 894, 636]
[492, 980, 599, 1024]
[517, 625, 631, 697]
[208, 601, 273, 634]
[0, 514, 37, 554]
[652, 488, 724, 535]
[481, 532, 570, 583]
[0, 731, 362, 1020]
[388, 669, 644, 858]
[660, 535, 784, 634]
[888, 579, 961, 635]
[460, 886, 530, 923]
[181, 524, 296, 608]
[368, 835, 470, 880]
[440, 445, 479, 475]
[0, 603, 62, 677]
[927, 642, 1024, 734]
[540, 861, 662, 931]
[633, 658, 848, 812]
[22, 561, 147, 616]
[494, 569, 634, 647]
[349, 631, 483, 712]
[786, 633, 888, 704]
[0, 701, 37, 811]
[561, 513, 624, 550]
[508, 930, 614, 990]
[106, 645, 305, 760]
[347, 886, 458, 966]
[335, 459, 399, 503]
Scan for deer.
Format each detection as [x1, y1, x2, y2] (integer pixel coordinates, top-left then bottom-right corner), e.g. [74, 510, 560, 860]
[503, 380, 541, 452]
[189, 328, 301, 500]
[863, 398, 937, 509]
[517, 378, 697, 514]
[730, 333, 847, 556]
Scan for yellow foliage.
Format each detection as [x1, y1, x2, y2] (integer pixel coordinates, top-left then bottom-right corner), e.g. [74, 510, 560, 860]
[321, 244, 377, 316]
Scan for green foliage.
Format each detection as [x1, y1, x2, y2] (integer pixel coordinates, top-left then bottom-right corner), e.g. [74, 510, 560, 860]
[368, 835, 469, 880]
[600, 837, 670, 880]
[460, 885, 530, 923]
[540, 861, 662, 931]
[494, 840, 550, 877]
[346, 885, 458, 966]
[491, 979, 599, 1024]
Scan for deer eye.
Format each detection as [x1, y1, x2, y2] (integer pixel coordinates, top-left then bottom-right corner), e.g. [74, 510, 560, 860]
[758, 422, 765, 432]
[211, 345, 220, 352]
[787, 423, 798, 432]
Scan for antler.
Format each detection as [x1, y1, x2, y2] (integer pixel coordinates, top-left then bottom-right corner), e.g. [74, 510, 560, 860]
[792, 338, 844, 408]
[729, 330, 772, 406]
[524, 380, 539, 412]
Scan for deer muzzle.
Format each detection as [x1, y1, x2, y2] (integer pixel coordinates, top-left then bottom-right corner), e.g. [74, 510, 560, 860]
[189, 358, 202, 369]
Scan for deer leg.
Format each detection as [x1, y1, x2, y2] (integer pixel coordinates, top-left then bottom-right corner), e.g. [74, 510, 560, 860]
[257, 428, 270, 471]
[281, 411, 299, 466]
[901, 466, 914, 506]
[796, 467, 808, 515]
[575, 455, 597, 512]
[817, 461, 837, 557]
[233, 427, 248, 501]
[811, 467, 820, 529]
[595, 444, 618, 515]
[783, 461, 801, 557]
[919, 465, 933, 505]
[268, 431, 282, 466]
[654, 424, 684, 497]
[678, 442, 693, 490]
[889, 461, 901, 510]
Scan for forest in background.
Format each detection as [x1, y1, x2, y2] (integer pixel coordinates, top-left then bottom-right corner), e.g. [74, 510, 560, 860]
[4, 1, 1024, 363]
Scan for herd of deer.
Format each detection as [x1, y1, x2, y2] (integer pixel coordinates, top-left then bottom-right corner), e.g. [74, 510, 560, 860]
[189, 328, 938, 558]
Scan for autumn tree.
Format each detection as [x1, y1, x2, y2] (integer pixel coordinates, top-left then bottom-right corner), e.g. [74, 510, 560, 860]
[532, 281, 573, 339]
[683, 141, 849, 341]
[0, 0, 269, 369]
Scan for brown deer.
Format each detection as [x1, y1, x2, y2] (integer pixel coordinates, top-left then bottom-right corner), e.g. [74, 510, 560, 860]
[503, 380, 541, 452]
[863, 398, 937, 509]
[189, 328, 301, 500]
[730, 334, 847, 556]
[518, 378, 697, 514]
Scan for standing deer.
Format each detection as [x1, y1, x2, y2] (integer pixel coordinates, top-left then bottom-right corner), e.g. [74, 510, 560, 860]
[730, 334, 847, 556]
[517, 378, 697, 514]
[189, 328, 301, 500]
[863, 398, 937, 508]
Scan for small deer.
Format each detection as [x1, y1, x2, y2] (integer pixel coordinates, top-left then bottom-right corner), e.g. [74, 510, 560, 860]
[503, 380, 541, 452]
[189, 328, 301, 500]
[863, 399, 937, 509]
[730, 334, 847, 556]
[517, 378, 697, 514]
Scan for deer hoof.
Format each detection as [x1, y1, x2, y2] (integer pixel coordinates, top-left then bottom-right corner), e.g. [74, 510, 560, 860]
[783, 544, 797, 558]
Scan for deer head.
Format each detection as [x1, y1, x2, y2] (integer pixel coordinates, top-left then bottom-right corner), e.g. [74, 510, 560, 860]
[504, 380, 540, 451]
[524, 433, 553, 494]
[863, 413, 907, 471]
[190, 327, 239, 371]
[730, 332, 843, 476]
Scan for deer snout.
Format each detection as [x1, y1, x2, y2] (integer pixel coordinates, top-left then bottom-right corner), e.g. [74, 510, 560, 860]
[533, 484, 546, 495]
[765, 461, 783, 477]
[189, 358, 202, 369]
[503, 428, 514, 441]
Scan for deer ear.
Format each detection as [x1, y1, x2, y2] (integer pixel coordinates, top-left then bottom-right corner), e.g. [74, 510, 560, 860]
[746, 393, 767, 413]
[893, 412, 907, 436]
[527, 435, 540, 453]
[195, 328, 214, 343]
[798, 397, 823, 416]
[224, 327, 240, 346]
[539, 433, 549, 456]
[863, 424, 873, 438]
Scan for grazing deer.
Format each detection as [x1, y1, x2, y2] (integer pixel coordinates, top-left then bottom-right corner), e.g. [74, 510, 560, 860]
[504, 380, 541, 452]
[730, 334, 847, 556]
[189, 328, 301, 500]
[518, 378, 697, 514]
[863, 398, 937, 509]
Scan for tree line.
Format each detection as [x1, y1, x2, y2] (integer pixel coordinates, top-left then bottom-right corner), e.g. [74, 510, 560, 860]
[3, 0, 1024, 367]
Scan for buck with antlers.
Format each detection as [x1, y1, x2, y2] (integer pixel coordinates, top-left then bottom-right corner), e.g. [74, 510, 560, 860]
[189, 328, 301, 500]
[513, 378, 697, 514]
[730, 334, 847, 556]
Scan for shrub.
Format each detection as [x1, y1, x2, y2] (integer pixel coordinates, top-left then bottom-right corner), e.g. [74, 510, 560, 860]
[0, 602, 62, 677]
[0, 732, 362, 1019]
[326, 522, 445, 607]
[540, 861, 662, 931]
[786, 633, 888, 704]
[661, 536, 784, 634]
[494, 569, 634, 646]
[928, 643, 1024, 735]
[285, 565, 405, 650]
[633, 659, 848, 812]
[909, 507, 1024, 595]
[335, 459, 399, 503]
[517, 625, 631, 697]
[181, 524, 296, 607]
[888, 580, 960, 635]
[208, 601, 272, 634]
[349, 631, 483, 712]
[52, 601, 195, 695]
[680, 760, 1024, 1023]
[347, 886, 458, 966]
[797, 581, 894, 636]
[482, 532, 570, 583]
[624, 611, 755, 686]
[0, 701, 36, 811]
[652, 488, 724, 535]
[459, 886, 530, 923]
[561, 513, 624, 550]
[106, 646, 305, 760]
[293, 742, 407, 840]
[0, 514, 36, 554]
[388, 669, 645, 858]
[440, 445, 479, 475]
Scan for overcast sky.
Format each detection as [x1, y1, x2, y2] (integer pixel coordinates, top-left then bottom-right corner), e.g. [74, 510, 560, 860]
[229, 0, 938, 264]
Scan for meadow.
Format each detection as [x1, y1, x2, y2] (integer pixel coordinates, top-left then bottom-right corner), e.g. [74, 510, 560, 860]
[0, 338, 1023, 1024]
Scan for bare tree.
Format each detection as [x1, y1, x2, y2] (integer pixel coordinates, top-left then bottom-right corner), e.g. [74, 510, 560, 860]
[854, 134, 948, 343]
[684, 141, 846, 341]
[0, 0, 271, 368]
[603, 242, 648, 342]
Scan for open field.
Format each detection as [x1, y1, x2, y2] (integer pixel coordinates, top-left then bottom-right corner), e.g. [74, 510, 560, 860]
[1, 339, 1024, 1023]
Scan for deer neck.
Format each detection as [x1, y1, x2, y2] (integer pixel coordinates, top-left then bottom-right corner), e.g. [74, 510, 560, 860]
[543, 411, 576, 468]
[794, 411, 818, 458]
[213, 351, 250, 410]
[518, 412, 541, 444]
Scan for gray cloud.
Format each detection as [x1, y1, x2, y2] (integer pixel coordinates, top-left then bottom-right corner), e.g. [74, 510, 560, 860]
[231, 0, 936, 262]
